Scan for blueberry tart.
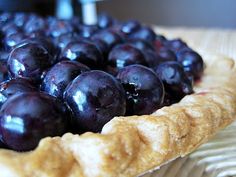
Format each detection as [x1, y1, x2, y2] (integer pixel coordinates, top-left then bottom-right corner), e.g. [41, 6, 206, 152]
[0, 12, 235, 177]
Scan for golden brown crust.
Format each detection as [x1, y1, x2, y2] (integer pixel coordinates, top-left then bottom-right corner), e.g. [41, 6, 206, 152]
[0, 49, 236, 176]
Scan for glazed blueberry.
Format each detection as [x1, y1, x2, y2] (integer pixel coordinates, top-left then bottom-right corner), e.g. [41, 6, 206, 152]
[177, 51, 204, 80]
[157, 47, 177, 62]
[1, 22, 21, 37]
[155, 61, 193, 100]
[0, 61, 9, 83]
[60, 40, 103, 69]
[56, 32, 81, 49]
[41, 61, 90, 99]
[127, 39, 155, 51]
[129, 26, 156, 42]
[4, 32, 27, 51]
[117, 64, 164, 115]
[64, 70, 126, 133]
[0, 78, 37, 107]
[13, 13, 29, 27]
[91, 39, 109, 58]
[121, 20, 141, 34]
[47, 19, 75, 38]
[165, 39, 188, 52]
[125, 39, 161, 67]
[78, 24, 99, 38]
[143, 49, 163, 68]
[0, 12, 13, 25]
[0, 92, 69, 151]
[24, 15, 46, 34]
[23, 37, 59, 64]
[91, 29, 124, 50]
[107, 44, 147, 75]
[98, 13, 114, 29]
[8, 42, 53, 81]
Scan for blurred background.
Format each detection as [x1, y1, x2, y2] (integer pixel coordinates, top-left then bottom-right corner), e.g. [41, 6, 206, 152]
[0, 0, 236, 28]
[98, 0, 236, 28]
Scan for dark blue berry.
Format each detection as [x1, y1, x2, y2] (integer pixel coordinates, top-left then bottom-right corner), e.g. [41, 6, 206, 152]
[121, 20, 141, 34]
[107, 44, 147, 75]
[129, 26, 156, 42]
[0, 92, 69, 151]
[41, 60, 90, 99]
[155, 61, 193, 100]
[8, 42, 53, 81]
[98, 13, 114, 29]
[64, 70, 126, 133]
[4, 32, 27, 51]
[60, 40, 104, 69]
[0, 78, 37, 107]
[91, 29, 124, 51]
[117, 64, 164, 115]
[177, 51, 204, 80]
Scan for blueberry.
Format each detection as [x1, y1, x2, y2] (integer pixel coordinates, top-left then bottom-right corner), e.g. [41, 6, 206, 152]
[60, 40, 104, 69]
[157, 47, 177, 62]
[129, 26, 156, 42]
[155, 61, 193, 100]
[13, 13, 29, 27]
[165, 39, 188, 52]
[107, 44, 147, 75]
[1, 22, 21, 37]
[121, 20, 141, 34]
[46, 19, 75, 38]
[127, 39, 155, 51]
[0, 92, 69, 151]
[117, 64, 164, 115]
[143, 49, 163, 68]
[64, 70, 126, 133]
[56, 32, 81, 50]
[24, 15, 46, 34]
[177, 51, 204, 80]
[22, 37, 59, 65]
[4, 32, 27, 51]
[0, 78, 37, 107]
[126, 39, 162, 68]
[91, 29, 124, 51]
[78, 24, 99, 38]
[41, 60, 90, 99]
[90, 39, 109, 58]
[0, 13, 13, 25]
[98, 13, 114, 29]
[8, 42, 53, 81]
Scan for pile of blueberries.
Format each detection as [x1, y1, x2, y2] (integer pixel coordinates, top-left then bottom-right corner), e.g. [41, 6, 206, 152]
[0, 12, 204, 151]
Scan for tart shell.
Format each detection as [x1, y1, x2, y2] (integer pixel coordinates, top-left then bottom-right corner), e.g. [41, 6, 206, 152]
[1, 38, 236, 177]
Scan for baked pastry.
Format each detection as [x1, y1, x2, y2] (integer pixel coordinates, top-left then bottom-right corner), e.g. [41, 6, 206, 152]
[0, 13, 236, 177]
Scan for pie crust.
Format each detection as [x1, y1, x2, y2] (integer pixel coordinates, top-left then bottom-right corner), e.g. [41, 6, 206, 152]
[0, 43, 236, 177]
